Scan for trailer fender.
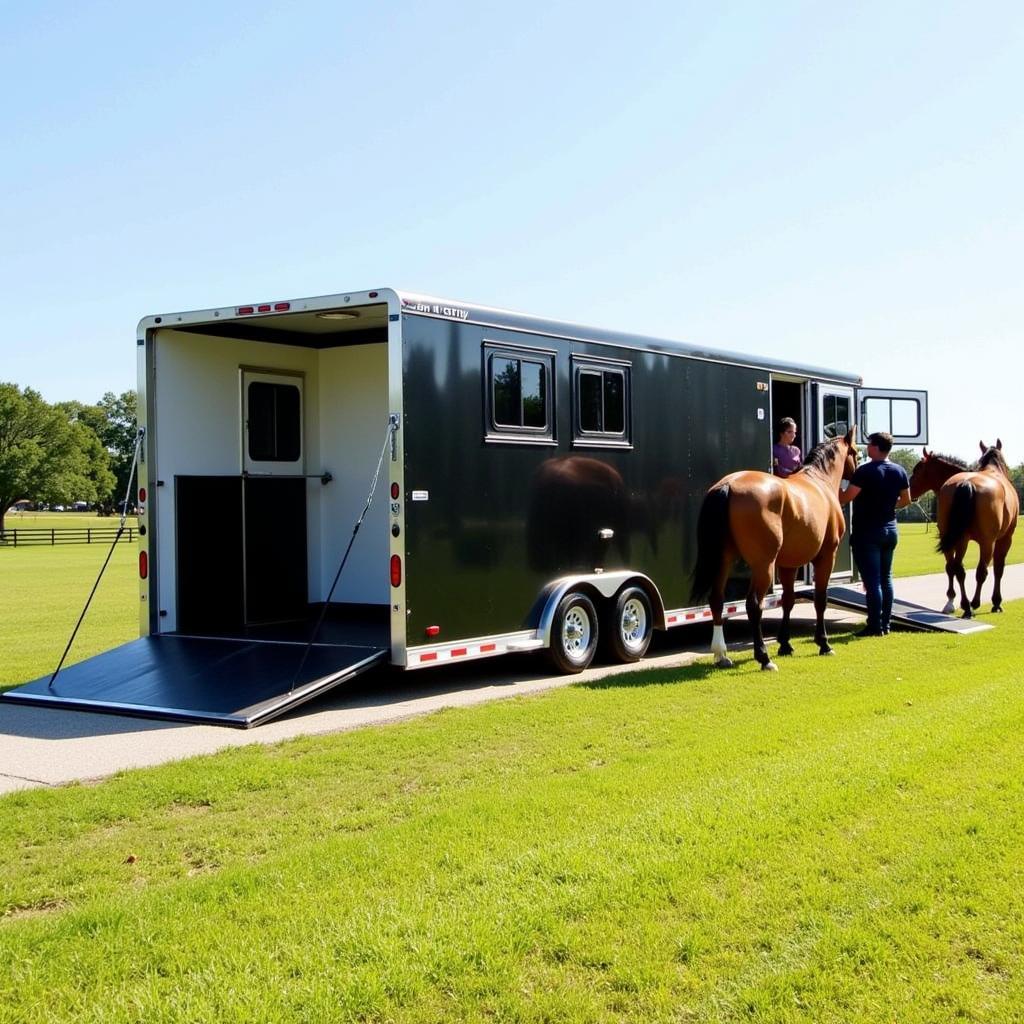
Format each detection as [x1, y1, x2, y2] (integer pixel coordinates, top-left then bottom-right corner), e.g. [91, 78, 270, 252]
[534, 571, 666, 648]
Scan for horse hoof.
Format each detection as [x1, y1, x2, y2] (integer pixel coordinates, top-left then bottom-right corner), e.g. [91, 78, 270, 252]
[819, 647, 835, 657]
[777, 645, 794, 657]
[715, 657, 734, 669]
[961, 611, 973, 620]
[941, 601, 956, 615]
[992, 606, 1003, 613]
[762, 661, 778, 672]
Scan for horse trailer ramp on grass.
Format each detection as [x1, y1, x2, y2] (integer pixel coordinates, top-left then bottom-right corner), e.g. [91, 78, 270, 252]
[825, 586, 993, 634]
[1, 635, 389, 728]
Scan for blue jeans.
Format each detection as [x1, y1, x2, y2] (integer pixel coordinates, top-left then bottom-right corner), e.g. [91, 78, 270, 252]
[853, 525, 899, 631]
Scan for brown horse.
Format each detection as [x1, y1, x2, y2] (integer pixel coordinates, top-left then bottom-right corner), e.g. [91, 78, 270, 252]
[691, 428, 858, 670]
[910, 441, 1018, 617]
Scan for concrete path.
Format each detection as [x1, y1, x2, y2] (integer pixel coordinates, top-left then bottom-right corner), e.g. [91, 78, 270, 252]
[3, 565, 1022, 795]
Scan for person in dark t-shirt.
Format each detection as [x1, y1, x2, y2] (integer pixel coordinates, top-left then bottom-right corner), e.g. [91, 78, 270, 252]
[839, 431, 911, 636]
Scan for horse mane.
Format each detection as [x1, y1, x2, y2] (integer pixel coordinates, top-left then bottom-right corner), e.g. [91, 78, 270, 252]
[976, 447, 1009, 475]
[928, 452, 968, 470]
[795, 436, 846, 475]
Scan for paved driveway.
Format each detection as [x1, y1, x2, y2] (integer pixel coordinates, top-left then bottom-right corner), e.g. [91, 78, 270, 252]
[3, 566, 1021, 794]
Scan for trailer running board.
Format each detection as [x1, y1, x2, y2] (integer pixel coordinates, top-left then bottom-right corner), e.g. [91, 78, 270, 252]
[1, 635, 389, 728]
[824, 586, 993, 634]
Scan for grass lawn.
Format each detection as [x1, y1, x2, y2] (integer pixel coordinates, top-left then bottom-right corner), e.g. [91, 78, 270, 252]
[0, 541, 138, 689]
[893, 521, 1023, 578]
[2, 602, 1023, 1021]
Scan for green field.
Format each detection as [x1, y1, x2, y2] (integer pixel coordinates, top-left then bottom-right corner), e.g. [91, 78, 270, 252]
[892, 521, 1024, 578]
[2, 604, 1023, 1021]
[0, 535, 138, 688]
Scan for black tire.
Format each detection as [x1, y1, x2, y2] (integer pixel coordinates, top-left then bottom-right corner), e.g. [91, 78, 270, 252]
[546, 592, 599, 674]
[602, 586, 653, 663]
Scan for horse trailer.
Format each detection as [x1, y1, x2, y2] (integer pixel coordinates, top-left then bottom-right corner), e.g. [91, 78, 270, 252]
[3, 289, 929, 726]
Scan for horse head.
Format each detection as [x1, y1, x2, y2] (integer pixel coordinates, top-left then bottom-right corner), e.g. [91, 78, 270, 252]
[841, 426, 859, 481]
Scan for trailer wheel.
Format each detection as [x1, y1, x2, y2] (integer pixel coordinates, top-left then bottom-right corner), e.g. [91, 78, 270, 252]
[603, 586, 653, 663]
[547, 592, 599, 674]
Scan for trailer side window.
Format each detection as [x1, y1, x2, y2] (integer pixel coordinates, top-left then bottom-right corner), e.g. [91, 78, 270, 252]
[573, 359, 630, 447]
[484, 345, 555, 443]
[247, 381, 302, 462]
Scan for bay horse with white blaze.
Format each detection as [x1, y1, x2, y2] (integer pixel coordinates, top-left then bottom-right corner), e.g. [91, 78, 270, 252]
[909, 441, 1018, 617]
[691, 428, 858, 670]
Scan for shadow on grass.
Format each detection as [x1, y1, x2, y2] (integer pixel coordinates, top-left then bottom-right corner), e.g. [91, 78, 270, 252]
[578, 618, 873, 691]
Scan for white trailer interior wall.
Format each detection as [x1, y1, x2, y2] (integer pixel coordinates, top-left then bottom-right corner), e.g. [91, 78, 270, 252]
[152, 329, 390, 628]
[316, 342, 389, 605]
[152, 330, 319, 631]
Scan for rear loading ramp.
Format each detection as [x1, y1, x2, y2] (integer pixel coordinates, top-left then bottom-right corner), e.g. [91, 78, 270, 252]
[1, 635, 388, 728]
[825, 586, 993, 634]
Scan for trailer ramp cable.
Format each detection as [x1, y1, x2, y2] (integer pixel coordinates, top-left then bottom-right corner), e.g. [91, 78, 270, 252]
[289, 415, 399, 693]
[48, 428, 146, 692]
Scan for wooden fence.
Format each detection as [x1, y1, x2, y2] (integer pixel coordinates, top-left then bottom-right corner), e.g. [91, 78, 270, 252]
[0, 527, 137, 547]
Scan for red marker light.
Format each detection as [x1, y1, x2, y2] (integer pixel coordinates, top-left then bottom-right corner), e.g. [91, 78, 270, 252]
[257, 304, 271, 312]
[274, 302, 290, 311]
[425, 625, 440, 637]
[139, 551, 148, 579]
[390, 555, 402, 587]
[368, 291, 378, 298]
[138, 487, 147, 503]
[390, 482, 400, 499]
[238, 306, 254, 315]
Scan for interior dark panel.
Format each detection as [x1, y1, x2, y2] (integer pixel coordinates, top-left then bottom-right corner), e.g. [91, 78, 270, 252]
[176, 476, 244, 632]
[244, 477, 308, 624]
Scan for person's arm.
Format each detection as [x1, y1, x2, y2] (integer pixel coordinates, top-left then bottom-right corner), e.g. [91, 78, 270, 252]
[895, 487, 911, 510]
[839, 484, 860, 506]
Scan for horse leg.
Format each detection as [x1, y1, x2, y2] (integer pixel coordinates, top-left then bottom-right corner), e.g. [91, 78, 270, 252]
[746, 565, 776, 671]
[941, 552, 957, 615]
[954, 542, 971, 617]
[709, 554, 734, 668]
[991, 534, 1012, 612]
[811, 550, 837, 655]
[970, 538, 994, 611]
[776, 567, 798, 656]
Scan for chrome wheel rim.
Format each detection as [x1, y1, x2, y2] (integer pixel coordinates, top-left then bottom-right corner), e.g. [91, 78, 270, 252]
[562, 604, 592, 662]
[620, 597, 648, 652]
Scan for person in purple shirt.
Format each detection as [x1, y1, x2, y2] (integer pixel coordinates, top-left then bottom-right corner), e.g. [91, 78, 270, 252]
[772, 417, 802, 477]
[839, 430, 911, 636]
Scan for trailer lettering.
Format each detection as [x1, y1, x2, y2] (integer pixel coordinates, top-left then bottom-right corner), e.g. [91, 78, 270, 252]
[403, 300, 469, 320]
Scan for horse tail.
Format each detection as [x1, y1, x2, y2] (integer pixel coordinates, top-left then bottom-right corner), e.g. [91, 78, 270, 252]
[691, 484, 732, 603]
[938, 481, 975, 554]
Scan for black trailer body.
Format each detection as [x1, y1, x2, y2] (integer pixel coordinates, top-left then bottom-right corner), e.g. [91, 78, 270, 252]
[2, 289, 929, 725]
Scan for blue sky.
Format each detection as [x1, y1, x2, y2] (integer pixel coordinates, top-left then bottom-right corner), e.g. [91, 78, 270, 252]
[2, 1, 1022, 461]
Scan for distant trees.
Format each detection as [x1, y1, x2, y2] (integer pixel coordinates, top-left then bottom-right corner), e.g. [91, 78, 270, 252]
[0, 383, 135, 532]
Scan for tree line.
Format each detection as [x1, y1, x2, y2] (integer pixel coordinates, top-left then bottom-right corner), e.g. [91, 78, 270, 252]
[0, 383, 137, 531]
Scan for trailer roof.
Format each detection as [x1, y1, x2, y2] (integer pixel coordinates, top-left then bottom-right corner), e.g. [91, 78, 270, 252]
[140, 288, 862, 385]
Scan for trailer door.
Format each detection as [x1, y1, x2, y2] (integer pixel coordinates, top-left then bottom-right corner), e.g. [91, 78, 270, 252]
[855, 388, 928, 445]
[813, 384, 854, 577]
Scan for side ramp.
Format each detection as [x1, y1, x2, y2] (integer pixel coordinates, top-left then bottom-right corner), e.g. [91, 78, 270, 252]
[0, 635, 389, 728]
[825, 586, 993, 634]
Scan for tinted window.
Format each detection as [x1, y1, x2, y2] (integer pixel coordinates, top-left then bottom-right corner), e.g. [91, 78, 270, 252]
[579, 371, 603, 431]
[604, 372, 625, 433]
[492, 357, 521, 427]
[248, 382, 301, 461]
[574, 363, 629, 443]
[521, 360, 547, 428]
[488, 351, 551, 435]
[822, 394, 850, 439]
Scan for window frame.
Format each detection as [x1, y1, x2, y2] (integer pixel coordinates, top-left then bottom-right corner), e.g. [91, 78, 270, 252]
[482, 342, 557, 446]
[240, 367, 305, 475]
[571, 355, 632, 449]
